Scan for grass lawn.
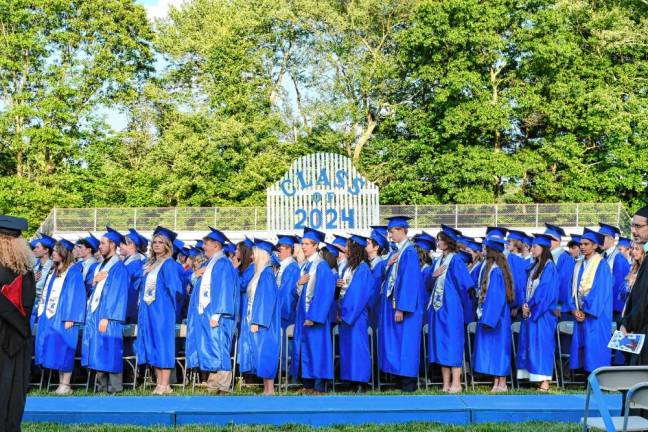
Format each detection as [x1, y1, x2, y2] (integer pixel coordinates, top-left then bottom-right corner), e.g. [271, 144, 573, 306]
[24, 422, 581, 432]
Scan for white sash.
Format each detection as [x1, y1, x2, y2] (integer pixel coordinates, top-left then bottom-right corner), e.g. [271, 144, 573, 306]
[572, 253, 603, 311]
[124, 253, 145, 266]
[143, 257, 168, 305]
[525, 261, 543, 302]
[386, 240, 411, 298]
[429, 252, 455, 311]
[277, 257, 295, 287]
[36, 271, 56, 317]
[246, 264, 271, 323]
[297, 255, 322, 313]
[198, 251, 224, 315]
[88, 255, 120, 313]
[45, 269, 69, 318]
[81, 257, 97, 280]
[370, 256, 383, 271]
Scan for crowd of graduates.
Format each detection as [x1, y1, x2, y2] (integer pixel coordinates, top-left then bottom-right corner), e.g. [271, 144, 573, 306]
[28, 216, 647, 396]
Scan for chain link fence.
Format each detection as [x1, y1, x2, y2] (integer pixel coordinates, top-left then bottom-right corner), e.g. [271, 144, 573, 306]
[39, 202, 627, 235]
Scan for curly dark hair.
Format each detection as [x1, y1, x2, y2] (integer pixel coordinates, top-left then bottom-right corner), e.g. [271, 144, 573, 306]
[347, 240, 368, 270]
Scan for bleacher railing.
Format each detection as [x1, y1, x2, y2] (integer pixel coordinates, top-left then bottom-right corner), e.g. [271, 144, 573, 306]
[38, 202, 629, 234]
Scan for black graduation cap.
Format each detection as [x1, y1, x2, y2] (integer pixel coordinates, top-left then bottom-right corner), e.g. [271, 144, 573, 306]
[0, 215, 28, 237]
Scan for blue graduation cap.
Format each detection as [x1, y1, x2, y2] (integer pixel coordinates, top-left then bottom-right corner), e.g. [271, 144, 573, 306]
[440, 224, 462, 241]
[486, 226, 508, 239]
[532, 233, 553, 249]
[332, 234, 349, 249]
[205, 226, 229, 245]
[570, 234, 582, 244]
[276, 234, 298, 248]
[195, 240, 204, 250]
[0, 215, 27, 235]
[124, 228, 144, 247]
[29, 239, 38, 249]
[322, 242, 340, 258]
[224, 243, 236, 255]
[369, 231, 389, 251]
[598, 222, 620, 238]
[78, 233, 100, 252]
[386, 216, 411, 229]
[242, 236, 255, 249]
[582, 227, 605, 246]
[173, 239, 185, 255]
[271, 252, 281, 267]
[414, 236, 435, 252]
[418, 231, 438, 251]
[58, 239, 75, 252]
[303, 227, 325, 243]
[544, 223, 566, 241]
[254, 238, 276, 255]
[522, 235, 534, 247]
[183, 246, 199, 258]
[103, 226, 125, 246]
[370, 226, 388, 237]
[33, 233, 56, 249]
[294, 234, 303, 243]
[484, 235, 506, 252]
[349, 234, 368, 248]
[619, 237, 632, 249]
[153, 226, 178, 243]
[507, 230, 527, 243]
[458, 250, 472, 264]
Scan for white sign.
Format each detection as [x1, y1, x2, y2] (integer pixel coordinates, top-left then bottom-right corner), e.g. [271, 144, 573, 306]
[267, 153, 380, 231]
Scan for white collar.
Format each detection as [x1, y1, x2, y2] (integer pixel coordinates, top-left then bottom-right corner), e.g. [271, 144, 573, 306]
[307, 253, 319, 263]
[605, 246, 616, 255]
[280, 256, 294, 266]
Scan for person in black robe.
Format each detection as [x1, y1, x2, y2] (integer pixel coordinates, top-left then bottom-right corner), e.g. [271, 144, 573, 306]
[0, 215, 36, 432]
[621, 205, 648, 365]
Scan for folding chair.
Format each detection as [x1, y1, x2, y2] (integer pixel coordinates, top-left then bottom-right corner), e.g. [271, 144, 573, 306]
[122, 324, 138, 390]
[331, 324, 341, 391]
[281, 324, 296, 393]
[557, 320, 586, 387]
[466, 321, 514, 390]
[173, 324, 188, 390]
[582, 366, 648, 431]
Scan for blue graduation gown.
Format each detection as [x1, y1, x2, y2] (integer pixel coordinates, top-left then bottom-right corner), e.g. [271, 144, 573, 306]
[73, 258, 99, 296]
[555, 250, 576, 311]
[378, 244, 424, 378]
[473, 266, 512, 376]
[34, 266, 86, 372]
[368, 257, 386, 329]
[81, 259, 129, 373]
[135, 258, 182, 369]
[238, 265, 255, 325]
[186, 254, 239, 371]
[124, 256, 143, 324]
[339, 262, 374, 383]
[427, 254, 474, 367]
[238, 266, 281, 379]
[567, 256, 613, 372]
[465, 260, 483, 323]
[278, 260, 300, 330]
[508, 253, 528, 309]
[291, 259, 335, 380]
[608, 252, 631, 314]
[517, 261, 559, 377]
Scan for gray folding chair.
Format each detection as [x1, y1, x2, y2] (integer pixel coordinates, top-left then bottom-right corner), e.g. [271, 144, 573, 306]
[282, 324, 299, 392]
[582, 366, 648, 432]
[122, 324, 138, 390]
[621, 382, 648, 432]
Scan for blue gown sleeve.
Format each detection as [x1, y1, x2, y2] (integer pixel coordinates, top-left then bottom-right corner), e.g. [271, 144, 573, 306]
[251, 269, 277, 328]
[206, 259, 237, 317]
[451, 257, 476, 323]
[613, 254, 631, 305]
[395, 248, 423, 313]
[306, 264, 335, 324]
[480, 268, 507, 328]
[527, 262, 559, 322]
[59, 267, 86, 324]
[340, 263, 373, 326]
[582, 261, 613, 319]
[103, 263, 129, 322]
[557, 252, 576, 307]
[163, 260, 183, 310]
[279, 264, 300, 322]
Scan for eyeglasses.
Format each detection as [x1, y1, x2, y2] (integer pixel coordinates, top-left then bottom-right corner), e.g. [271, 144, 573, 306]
[632, 223, 648, 230]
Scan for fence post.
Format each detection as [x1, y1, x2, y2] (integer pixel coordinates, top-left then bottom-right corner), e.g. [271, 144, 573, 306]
[414, 205, 418, 229]
[214, 207, 218, 226]
[617, 202, 622, 228]
[133, 208, 137, 230]
[455, 204, 459, 227]
[254, 208, 258, 231]
[93, 208, 97, 232]
[575, 203, 580, 227]
[53, 208, 58, 233]
[174, 207, 178, 231]
[535, 204, 539, 228]
[494, 204, 499, 226]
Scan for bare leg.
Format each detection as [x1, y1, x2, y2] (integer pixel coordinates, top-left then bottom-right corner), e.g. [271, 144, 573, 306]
[55, 371, 73, 395]
[263, 379, 275, 395]
[448, 367, 462, 393]
[441, 367, 451, 392]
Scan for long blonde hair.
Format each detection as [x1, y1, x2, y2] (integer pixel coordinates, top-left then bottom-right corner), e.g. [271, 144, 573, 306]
[247, 247, 271, 300]
[0, 234, 34, 275]
[147, 235, 172, 266]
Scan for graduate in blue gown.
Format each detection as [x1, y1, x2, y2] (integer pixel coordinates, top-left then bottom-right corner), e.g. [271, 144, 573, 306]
[186, 227, 239, 393]
[81, 226, 129, 393]
[120, 228, 146, 324]
[544, 223, 576, 319]
[427, 225, 474, 393]
[135, 226, 183, 395]
[337, 235, 374, 390]
[517, 234, 559, 391]
[34, 240, 86, 395]
[275, 234, 301, 330]
[378, 216, 424, 392]
[366, 230, 387, 330]
[473, 236, 515, 392]
[567, 228, 613, 373]
[458, 236, 484, 323]
[73, 234, 100, 295]
[236, 237, 255, 328]
[414, 232, 436, 309]
[171, 239, 188, 324]
[505, 229, 534, 315]
[291, 227, 335, 394]
[237, 239, 281, 395]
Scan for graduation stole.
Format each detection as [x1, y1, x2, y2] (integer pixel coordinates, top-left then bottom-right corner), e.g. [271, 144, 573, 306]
[42, 269, 69, 319]
[338, 266, 355, 300]
[246, 264, 271, 323]
[297, 255, 322, 313]
[198, 251, 224, 315]
[605, 247, 619, 271]
[572, 253, 603, 311]
[89, 255, 120, 313]
[124, 253, 144, 266]
[81, 257, 98, 280]
[525, 260, 543, 303]
[385, 240, 411, 305]
[476, 262, 499, 320]
[36, 270, 56, 317]
[277, 256, 295, 287]
[429, 252, 455, 311]
[143, 257, 169, 305]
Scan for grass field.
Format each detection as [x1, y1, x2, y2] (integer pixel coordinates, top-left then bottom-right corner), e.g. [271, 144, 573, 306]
[24, 422, 581, 432]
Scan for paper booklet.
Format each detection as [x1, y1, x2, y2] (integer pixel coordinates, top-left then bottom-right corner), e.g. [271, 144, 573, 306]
[608, 330, 645, 355]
